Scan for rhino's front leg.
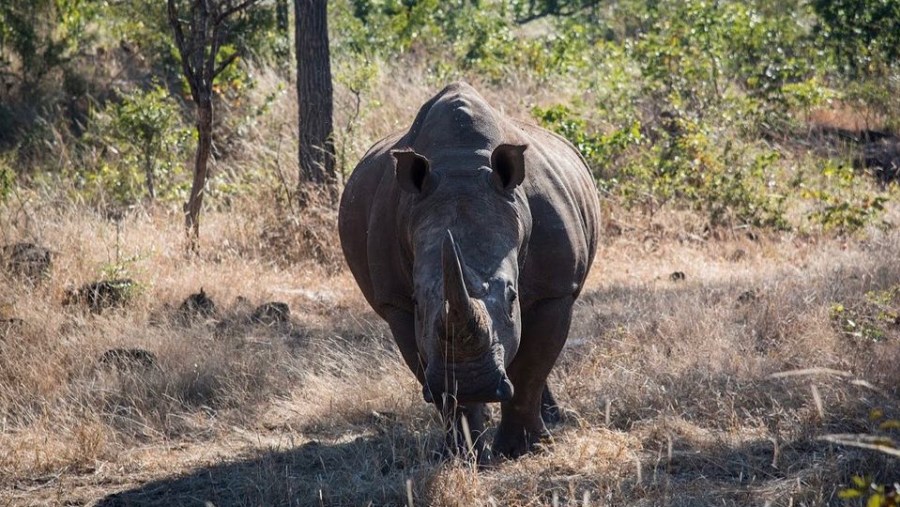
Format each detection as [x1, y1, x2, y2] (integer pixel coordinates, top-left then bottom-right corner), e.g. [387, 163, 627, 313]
[383, 307, 489, 460]
[439, 400, 487, 461]
[493, 295, 574, 459]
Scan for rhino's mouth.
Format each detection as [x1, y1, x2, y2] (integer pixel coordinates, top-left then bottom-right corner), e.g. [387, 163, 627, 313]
[422, 357, 514, 404]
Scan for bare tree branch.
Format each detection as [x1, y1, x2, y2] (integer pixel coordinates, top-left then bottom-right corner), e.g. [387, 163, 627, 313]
[167, 0, 200, 101]
[213, 51, 240, 78]
[218, 0, 258, 23]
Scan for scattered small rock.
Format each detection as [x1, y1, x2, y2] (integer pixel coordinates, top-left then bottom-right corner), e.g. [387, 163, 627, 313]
[3, 242, 52, 282]
[64, 279, 137, 313]
[178, 288, 217, 322]
[737, 290, 758, 304]
[251, 302, 291, 326]
[98, 348, 157, 371]
[604, 220, 623, 237]
[728, 249, 747, 262]
[670, 271, 686, 282]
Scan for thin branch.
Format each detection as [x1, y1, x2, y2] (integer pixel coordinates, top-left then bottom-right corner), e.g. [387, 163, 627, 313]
[766, 368, 852, 379]
[167, 1, 187, 67]
[213, 51, 240, 78]
[218, 0, 258, 23]
[204, 21, 220, 86]
[821, 434, 900, 459]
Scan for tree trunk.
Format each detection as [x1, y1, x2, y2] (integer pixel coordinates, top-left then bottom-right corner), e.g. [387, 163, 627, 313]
[184, 102, 213, 251]
[276, 0, 289, 34]
[295, 0, 336, 201]
[143, 150, 156, 202]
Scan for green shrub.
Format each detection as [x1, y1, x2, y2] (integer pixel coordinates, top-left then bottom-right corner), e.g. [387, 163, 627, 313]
[0, 155, 14, 202]
[0, 0, 98, 92]
[804, 161, 888, 235]
[812, 0, 900, 79]
[81, 85, 190, 205]
[533, 103, 787, 229]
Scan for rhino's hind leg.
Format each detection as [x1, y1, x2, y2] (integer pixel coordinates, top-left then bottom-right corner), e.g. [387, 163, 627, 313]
[541, 384, 562, 425]
[493, 296, 575, 460]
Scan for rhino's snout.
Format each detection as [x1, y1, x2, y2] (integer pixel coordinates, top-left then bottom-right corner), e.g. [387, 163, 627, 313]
[422, 368, 514, 404]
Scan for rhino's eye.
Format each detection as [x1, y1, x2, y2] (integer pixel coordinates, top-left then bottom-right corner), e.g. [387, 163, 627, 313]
[508, 288, 517, 303]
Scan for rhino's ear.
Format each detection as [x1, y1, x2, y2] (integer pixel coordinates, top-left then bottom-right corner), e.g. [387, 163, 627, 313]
[490, 144, 527, 191]
[392, 149, 432, 194]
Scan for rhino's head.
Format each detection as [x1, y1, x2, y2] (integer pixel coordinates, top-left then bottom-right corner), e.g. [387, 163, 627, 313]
[393, 143, 530, 406]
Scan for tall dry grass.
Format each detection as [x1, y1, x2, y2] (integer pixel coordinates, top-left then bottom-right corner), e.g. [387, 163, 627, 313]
[2, 198, 900, 505]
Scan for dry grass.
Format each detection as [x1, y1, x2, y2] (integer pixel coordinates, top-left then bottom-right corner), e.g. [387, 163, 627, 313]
[1, 197, 899, 506]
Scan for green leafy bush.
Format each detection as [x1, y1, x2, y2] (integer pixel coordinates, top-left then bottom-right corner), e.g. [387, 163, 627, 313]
[0, 155, 14, 202]
[81, 85, 190, 205]
[534, 104, 787, 228]
[804, 161, 888, 235]
[812, 0, 900, 78]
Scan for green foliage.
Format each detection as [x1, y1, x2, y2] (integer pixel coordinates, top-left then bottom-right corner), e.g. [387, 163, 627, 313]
[0, 0, 895, 236]
[631, 0, 725, 114]
[840, 475, 899, 506]
[830, 285, 900, 342]
[0, 0, 98, 90]
[835, 409, 900, 506]
[82, 85, 190, 205]
[510, 0, 601, 22]
[0, 156, 14, 202]
[804, 161, 888, 235]
[812, 0, 900, 78]
[533, 104, 787, 228]
[532, 104, 642, 191]
[628, 0, 817, 130]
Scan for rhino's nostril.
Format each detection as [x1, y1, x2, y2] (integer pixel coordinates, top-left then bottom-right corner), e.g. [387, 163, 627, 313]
[496, 376, 514, 402]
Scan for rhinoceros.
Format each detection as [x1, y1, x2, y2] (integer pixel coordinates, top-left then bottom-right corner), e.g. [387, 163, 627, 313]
[338, 82, 599, 459]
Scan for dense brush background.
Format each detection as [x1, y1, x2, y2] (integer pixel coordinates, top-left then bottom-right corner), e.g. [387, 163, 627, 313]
[2, 0, 900, 505]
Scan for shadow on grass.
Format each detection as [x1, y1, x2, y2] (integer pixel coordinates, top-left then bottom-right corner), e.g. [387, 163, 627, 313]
[96, 426, 440, 507]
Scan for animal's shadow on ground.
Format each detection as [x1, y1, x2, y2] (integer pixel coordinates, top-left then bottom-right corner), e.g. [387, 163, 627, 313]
[96, 424, 440, 507]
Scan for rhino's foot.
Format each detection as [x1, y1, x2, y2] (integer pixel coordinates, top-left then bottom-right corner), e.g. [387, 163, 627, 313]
[439, 436, 486, 463]
[491, 420, 550, 460]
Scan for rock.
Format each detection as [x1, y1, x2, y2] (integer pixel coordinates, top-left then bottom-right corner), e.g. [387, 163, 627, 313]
[3, 242, 52, 282]
[98, 348, 157, 371]
[64, 279, 137, 313]
[250, 302, 291, 326]
[737, 290, 758, 304]
[728, 249, 747, 262]
[178, 288, 217, 322]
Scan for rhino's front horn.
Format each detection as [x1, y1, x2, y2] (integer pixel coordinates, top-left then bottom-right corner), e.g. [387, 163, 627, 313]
[442, 230, 473, 331]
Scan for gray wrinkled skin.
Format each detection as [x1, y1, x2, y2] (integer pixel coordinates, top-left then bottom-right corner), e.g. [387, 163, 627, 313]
[338, 82, 599, 461]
